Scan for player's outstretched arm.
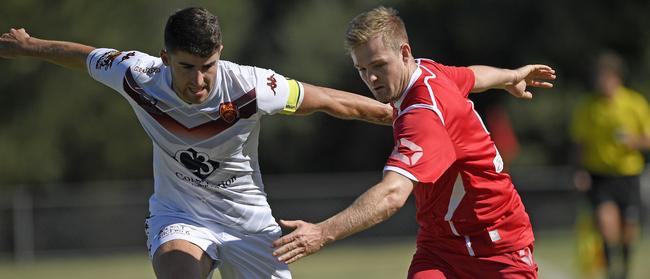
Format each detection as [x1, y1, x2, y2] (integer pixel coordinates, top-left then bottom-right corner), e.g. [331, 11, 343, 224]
[0, 28, 95, 71]
[294, 82, 393, 125]
[272, 171, 415, 264]
[469, 64, 556, 99]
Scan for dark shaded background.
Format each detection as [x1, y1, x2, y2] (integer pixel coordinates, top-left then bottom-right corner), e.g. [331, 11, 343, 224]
[0, 0, 648, 188]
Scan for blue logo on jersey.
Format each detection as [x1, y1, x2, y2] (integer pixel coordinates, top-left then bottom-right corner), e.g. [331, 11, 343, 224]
[174, 148, 219, 179]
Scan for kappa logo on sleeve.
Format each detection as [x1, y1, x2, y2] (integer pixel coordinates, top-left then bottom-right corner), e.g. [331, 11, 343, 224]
[390, 138, 423, 166]
[266, 74, 277, 95]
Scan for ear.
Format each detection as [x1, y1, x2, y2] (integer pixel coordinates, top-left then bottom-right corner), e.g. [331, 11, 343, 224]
[160, 49, 169, 65]
[400, 43, 412, 63]
[213, 45, 224, 59]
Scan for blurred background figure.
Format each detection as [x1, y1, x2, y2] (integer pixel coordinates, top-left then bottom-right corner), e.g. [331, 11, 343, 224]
[570, 50, 650, 279]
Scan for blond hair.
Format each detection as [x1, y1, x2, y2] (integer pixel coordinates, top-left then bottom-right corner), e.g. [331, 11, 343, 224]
[345, 6, 409, 53]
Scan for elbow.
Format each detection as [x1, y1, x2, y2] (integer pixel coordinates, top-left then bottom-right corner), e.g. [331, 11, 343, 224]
[470, 78, 488, 93]
[381, 104, 394, 125]
[384, 187, 409, 214]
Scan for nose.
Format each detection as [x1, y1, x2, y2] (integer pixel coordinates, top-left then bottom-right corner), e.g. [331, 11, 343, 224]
[367, 73, 378, 83]
[191, 70, 205, 86]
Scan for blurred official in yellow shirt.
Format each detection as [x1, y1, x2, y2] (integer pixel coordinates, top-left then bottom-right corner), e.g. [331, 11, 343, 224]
[570, 51, 650, 279]
[572, 86, 650, 175]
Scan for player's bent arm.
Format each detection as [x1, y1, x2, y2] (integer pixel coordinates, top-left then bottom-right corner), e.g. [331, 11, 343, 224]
[468, 65, 516, 93]
[272, 171, 415, 263]
[0, 28, 94, 71]
[469, 64, 556, 99]
[295, 82, 393, 125]
[318, 171, 415, 243]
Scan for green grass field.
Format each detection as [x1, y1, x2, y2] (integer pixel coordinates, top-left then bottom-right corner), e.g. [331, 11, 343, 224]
[0, 230, 647, 278]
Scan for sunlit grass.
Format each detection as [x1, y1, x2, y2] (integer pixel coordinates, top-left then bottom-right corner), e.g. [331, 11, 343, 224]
[0, 231, 647, 279]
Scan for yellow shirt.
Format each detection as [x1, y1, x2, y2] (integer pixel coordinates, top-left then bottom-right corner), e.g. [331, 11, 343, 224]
[571, 86, 650, 175]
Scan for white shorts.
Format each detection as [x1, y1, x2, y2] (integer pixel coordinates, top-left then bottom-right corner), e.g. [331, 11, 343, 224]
[145, 214, 291, 279]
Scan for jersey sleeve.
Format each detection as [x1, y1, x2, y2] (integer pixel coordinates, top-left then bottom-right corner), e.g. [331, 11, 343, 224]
[86, 48, 158, 93]
[254, 68, 305, 115]
[438, 64, 475, 98]
[384, 108, 457, 183]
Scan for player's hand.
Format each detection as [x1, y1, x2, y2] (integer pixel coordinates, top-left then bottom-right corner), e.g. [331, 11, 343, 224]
[272, 219, 327, 264]
[0, 28, 32, 59]
[505, 64, 556, 99]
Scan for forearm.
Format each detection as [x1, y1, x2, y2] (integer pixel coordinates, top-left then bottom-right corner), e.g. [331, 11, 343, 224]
[317, 181, 406, 243]
[326, 88, 392, 125]
[468, 65, 516, 93]
[26, 38, 95, 71]
[298, 84, 393, 125]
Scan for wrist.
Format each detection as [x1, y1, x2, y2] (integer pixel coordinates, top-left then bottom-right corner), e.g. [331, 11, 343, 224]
[505, 69, 518, 87]
[22, 37, 43, 58]
[316, 221, 337, 245]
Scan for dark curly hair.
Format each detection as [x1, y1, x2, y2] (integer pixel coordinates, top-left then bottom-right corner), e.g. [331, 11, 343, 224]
[164, 7, 222, 57]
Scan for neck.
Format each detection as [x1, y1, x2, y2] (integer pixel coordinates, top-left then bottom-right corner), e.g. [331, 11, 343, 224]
[396, 58, 417, 100]
[406, 57, 418, 78]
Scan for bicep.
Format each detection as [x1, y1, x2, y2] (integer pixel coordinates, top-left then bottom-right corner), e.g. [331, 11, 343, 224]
[294, 82, 329, 115]
[442, 64, 475, 97]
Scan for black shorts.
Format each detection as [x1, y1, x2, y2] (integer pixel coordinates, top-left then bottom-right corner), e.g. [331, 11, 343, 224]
[588, 174, 642, 223]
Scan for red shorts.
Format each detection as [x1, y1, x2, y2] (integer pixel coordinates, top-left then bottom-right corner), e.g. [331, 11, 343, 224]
[408, 244, 537, 279]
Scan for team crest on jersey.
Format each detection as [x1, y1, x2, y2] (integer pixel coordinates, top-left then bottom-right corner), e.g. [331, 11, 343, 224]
[96, 50, 124, 70]
[174, 148, 219, 179]
[219, 102, 239, 123]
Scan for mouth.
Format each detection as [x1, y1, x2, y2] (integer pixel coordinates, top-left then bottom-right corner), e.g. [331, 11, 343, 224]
[182, 86, 209, 104]
[188, 86, 208, 96]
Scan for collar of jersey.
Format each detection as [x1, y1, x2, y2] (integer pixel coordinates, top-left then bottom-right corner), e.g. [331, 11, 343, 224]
[392, 62, 422, 110]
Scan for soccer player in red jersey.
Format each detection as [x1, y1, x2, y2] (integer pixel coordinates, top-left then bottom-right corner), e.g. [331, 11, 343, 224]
[273, 6, 556, 279]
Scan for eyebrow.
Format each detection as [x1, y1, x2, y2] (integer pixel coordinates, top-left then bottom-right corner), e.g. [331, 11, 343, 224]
[178, 61, 217, 68]
[355, 58, 385, 69]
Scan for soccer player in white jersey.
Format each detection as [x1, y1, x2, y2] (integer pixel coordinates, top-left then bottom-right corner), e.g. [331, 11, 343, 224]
[0, 7, 393, 279]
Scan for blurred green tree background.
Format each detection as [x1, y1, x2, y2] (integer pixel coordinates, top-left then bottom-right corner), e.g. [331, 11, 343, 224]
[0, 0, 649, 188]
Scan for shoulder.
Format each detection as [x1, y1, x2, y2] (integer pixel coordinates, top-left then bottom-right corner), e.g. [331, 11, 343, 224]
[219, 60, 273, 79]
[90, 49, 159, 70]
[394, 107, 444, 132]
[219, 60, 278, 87]
[87, 48, 164, 89]
[621, 87, 648, 103]
[89, 49, 163, 79]
[418, 58, 462, 76]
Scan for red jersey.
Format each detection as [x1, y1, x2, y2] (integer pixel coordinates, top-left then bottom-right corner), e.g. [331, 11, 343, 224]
[385, 59, 534, 257]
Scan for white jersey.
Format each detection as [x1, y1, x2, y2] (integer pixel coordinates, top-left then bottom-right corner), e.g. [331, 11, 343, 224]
[87, 48, 304, 233]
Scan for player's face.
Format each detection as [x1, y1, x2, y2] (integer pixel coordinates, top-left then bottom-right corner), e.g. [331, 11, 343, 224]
[351, 36, 411, 103]
[162, 46, 223, 104]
